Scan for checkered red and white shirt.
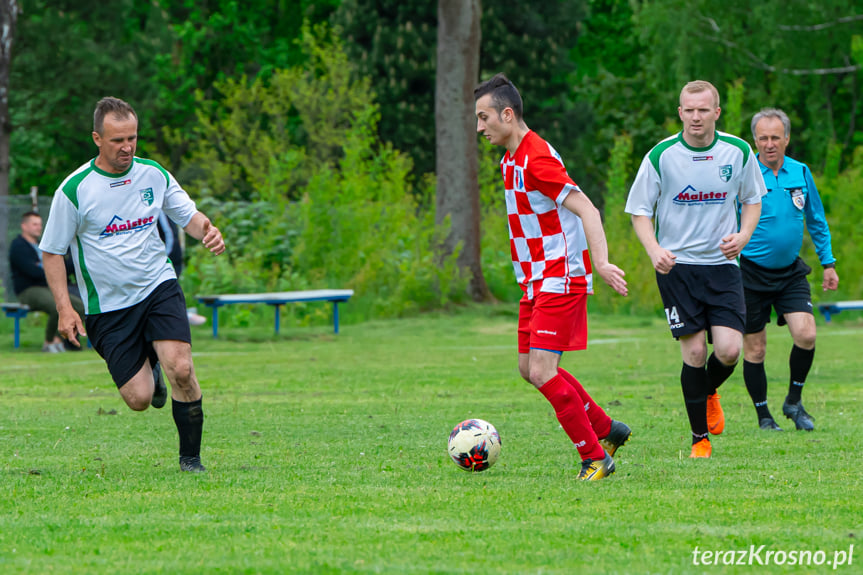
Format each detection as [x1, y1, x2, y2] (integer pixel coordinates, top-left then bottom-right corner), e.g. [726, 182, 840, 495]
[500, 131, 593, 300]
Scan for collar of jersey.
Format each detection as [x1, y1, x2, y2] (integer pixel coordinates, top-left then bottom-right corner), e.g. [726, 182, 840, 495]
[90, 157, 135, 179]
[676, 131, 718, 153]
[756, 153, 790, 176]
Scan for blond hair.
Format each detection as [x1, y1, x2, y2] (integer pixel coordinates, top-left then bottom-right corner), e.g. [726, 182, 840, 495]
[680, 80, 720, 109]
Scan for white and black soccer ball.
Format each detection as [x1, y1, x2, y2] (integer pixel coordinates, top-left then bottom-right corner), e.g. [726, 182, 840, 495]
[447, 419, 501, 472]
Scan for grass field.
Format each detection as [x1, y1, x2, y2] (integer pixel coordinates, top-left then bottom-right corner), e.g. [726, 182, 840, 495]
[1, 305, 861, 574]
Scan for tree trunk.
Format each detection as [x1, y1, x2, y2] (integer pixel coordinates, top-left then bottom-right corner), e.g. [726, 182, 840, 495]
[0, 0, 19, 299]
[435, 0, 491, 302]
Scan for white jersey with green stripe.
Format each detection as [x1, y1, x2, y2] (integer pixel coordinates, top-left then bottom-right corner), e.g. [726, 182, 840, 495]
[625, 131, 766, 265]
[40, 157, 198, 315]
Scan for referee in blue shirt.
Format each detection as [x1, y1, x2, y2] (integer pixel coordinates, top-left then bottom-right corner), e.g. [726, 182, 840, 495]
[741, 108, 838, 431]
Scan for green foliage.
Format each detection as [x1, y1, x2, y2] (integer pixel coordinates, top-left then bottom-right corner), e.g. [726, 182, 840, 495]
[805, 148, 863, 302]
[632, 0, 863, 169]
[9, 0, 173, 191]
[592, 134, 661, 315]
[170, 24, 375, 202]
[722, 78, 746, 137]
[331, 0, 439, 176]
[178, 26, 468, 326]
[333, 0, 589, 179]
[150, 0, 338, 169]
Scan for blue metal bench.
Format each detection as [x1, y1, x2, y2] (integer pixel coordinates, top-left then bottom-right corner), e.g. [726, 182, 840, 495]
[196, 289, 354, 338]
[817, 300, 863, 322]
[2, 303, 31, 349]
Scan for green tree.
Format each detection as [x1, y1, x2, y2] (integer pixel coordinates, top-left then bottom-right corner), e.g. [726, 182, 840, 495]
[1, 0, 18, 199]
[333, 0, 588, 179]
[180, 25, 468, 319]
[151, 0, 339, 171]
[9, 0, 173, 193]
[177, 24, 375, 202]
[436, 0, 489, 301]
[633, 0, 863, 168]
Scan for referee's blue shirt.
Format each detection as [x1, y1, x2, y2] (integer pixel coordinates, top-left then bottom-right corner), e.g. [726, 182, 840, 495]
[741, 155, 835, 270]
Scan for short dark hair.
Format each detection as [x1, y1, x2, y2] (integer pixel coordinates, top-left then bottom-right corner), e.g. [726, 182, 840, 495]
[21, 210, 41, 222]
[93, 97, 137, 135]
[474, 73, 524, 120]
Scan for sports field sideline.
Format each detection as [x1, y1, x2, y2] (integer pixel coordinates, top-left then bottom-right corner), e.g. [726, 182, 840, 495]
[1, 307, 861, 573]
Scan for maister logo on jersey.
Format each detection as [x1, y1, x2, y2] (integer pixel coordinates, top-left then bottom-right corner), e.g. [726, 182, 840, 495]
[100, 214, 155, 239]
[139, 187, 154, 206]
[672, 185, 728, 205]
[109, 179, 132, 188]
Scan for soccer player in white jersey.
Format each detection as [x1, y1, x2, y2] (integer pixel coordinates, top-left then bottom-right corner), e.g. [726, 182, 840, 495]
[40, 97, 225, 473]
[475, 73, 630, 480]
[626, 80, 766, 458]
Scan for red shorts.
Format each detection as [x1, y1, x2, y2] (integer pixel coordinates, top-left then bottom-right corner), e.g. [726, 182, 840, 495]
[517, 292, 588, 354]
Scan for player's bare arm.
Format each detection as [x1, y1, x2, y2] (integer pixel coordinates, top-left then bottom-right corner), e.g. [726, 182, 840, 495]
[562, 191, 628, 296]
[42, 252, 86, 346]
[184, 212, 225, 255]
[720, 201, 761, 260]
[631, 215, 677, 274]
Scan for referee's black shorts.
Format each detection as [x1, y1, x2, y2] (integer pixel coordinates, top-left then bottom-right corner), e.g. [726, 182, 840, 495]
[655, 263, 745, 339]
[85, 279, 191, 388]
[741, 255, 813, 334]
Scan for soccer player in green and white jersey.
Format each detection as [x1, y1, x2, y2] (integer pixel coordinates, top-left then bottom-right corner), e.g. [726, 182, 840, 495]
[625, 81, 766, 458]
[40, 97, 225, 473]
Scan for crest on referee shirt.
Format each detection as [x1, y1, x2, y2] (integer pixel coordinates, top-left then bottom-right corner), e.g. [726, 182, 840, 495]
[719, 165, 732, 182]
[139, 187, 154, 206]
[790, 188, 805, 210]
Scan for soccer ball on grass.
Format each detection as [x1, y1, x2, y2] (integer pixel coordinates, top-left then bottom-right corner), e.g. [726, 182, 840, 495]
[447, 419, 501, 471]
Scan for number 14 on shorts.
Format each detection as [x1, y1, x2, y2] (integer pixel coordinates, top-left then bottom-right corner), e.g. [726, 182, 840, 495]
[665, 306, 684, 329]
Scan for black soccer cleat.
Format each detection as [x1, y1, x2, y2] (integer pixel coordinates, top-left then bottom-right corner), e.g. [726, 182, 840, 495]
[598, 420, 632, 457]
[759, 417, 783, 431]
[151, 361, 167, 409]
[783, 400, 815, 431]
[179, 456, 207, 473]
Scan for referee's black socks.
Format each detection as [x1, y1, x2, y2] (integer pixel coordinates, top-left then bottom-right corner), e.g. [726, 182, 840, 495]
[743, 360, 772, 421]
[787, 345, 814, 404]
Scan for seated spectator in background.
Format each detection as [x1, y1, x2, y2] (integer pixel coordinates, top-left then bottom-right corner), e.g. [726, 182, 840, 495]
[9, 211, 86, 352]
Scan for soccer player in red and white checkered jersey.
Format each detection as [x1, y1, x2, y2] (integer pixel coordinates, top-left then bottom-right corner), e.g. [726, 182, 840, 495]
[475, 73, 631, 480]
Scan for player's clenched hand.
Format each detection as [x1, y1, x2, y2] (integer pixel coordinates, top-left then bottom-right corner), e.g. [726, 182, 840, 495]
[823, 267, 839, 291]
[719, 232, 746, 260]
[201, 220, 225, 255]
[650, 247, 677, 275]
[596, 262, 628, 296]
[57, 308, 86, 347]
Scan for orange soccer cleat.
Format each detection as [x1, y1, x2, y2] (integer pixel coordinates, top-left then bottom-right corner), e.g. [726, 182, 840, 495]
[690, 438, 712, 458]
[706, 393, 725, 435]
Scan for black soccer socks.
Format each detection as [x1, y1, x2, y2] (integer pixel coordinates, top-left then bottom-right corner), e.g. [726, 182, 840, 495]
[787, 345, 815, 404]
[172, 397, 204, 459]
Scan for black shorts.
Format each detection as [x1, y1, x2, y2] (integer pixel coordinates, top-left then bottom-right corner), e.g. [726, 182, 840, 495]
[85, 280, 191, 388]
[655, 263, 745, 339]
[741, 255, 813, 333]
